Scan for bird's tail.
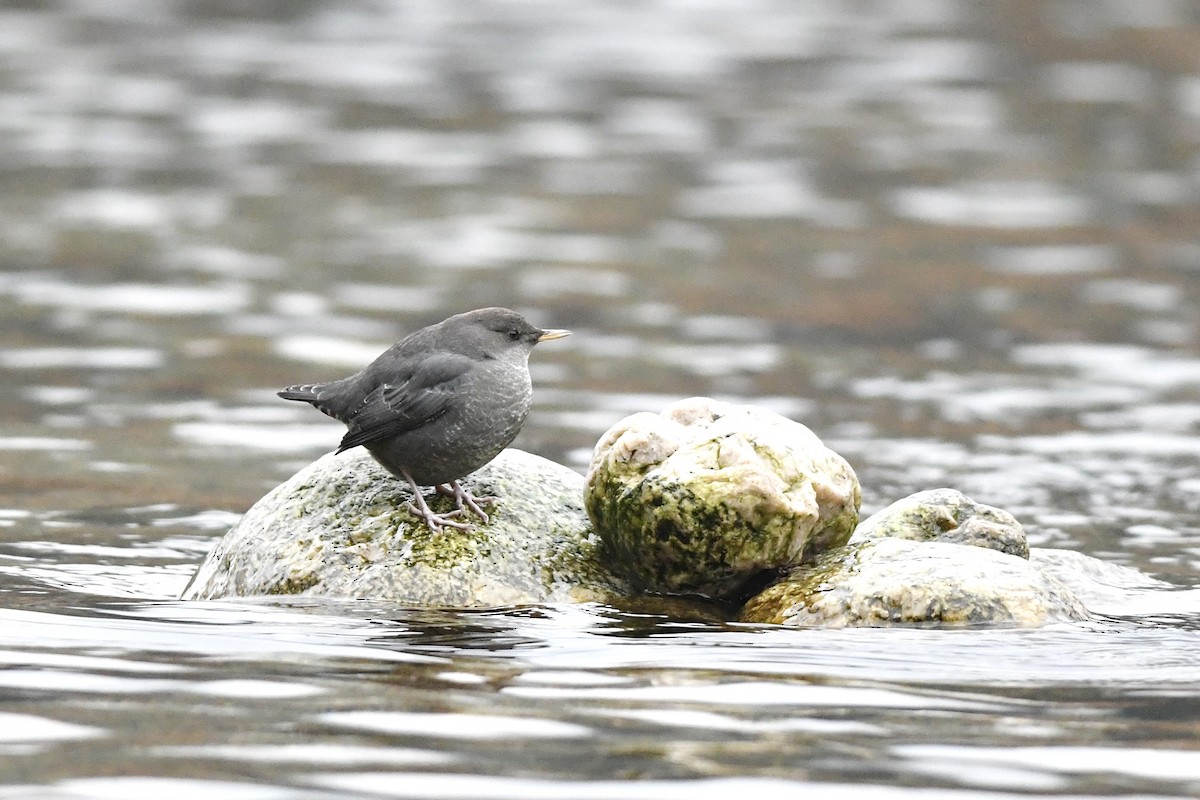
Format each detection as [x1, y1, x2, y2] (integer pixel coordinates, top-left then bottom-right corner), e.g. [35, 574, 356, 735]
[277, 383, 324, 403]
[278, 382, 347, 423]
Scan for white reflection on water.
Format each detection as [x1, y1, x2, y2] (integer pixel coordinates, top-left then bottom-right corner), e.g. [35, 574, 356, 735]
[53, 189, 174, 230]
[1083, 402, 1200, 433]
[149, 510, 243, 530]
[0, 348, 163, 370]
[0, 669, 182, 694]
[188, 679, 324, 699]
[168, 246, 286, 278]
[678, 159, 824, 220]
[587, 706, 883, 735]
[898, 743, 1200, 791]
[307, 772, 1182, 800]
[150, 742, 450, 767]
[271, 334, 393, 367]
[21, 386, 95, 406]
[983, 431, 1200, 457]
[172, 422, 336, 453]
[1081, 279, 1183, 312]
[851, 372, 1144, 423]
[890, 181, 1093, 228]
[1012, 343, 1200, 388]
[502, 681, 1004, 712]
[320, 710, 591, 740]
[8, 277, 253, 316]
[0, 711, 103, 746]
[983, 244, 1118, 276]
[0, 649, 182, 674]
[0, 606, 439, 664]
[649, 342, 782, 377]
[1, 777, 314, 800]
[0, 437, 91, 452]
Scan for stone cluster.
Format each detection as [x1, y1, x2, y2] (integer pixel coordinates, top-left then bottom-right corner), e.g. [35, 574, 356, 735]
[185, 396, 1127, 628]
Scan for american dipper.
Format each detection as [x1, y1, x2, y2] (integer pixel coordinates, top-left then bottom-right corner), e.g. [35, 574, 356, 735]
[278, 307, 570, 532]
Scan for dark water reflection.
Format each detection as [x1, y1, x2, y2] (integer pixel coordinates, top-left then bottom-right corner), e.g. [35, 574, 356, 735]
[1, 1, 1199, 798]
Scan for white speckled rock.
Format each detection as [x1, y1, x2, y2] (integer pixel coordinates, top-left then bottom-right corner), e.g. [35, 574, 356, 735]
[182, 448, 630, 606]
[584, 397, 861, 599]
[850, 487, 1029, 557]
[740, 538, 1089, 628]
[740, 488, 1089, 628]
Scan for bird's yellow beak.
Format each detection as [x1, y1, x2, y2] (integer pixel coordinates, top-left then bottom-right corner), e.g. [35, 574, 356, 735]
[537, 328, 571, 342]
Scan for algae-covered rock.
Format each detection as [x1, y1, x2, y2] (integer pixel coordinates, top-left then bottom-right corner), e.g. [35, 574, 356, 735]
[739, 538, 1089, 627]
[850, 487, 1029, 558]
[740, 488, 1090, 627]
[182, 448, 630, 606]
[584, 397, 861, 600]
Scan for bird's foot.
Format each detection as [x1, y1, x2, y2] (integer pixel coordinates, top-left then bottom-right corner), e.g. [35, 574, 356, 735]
[405, 496, 472, 533]
[436, 481, 496, 524]
[401, 471, 473, 532]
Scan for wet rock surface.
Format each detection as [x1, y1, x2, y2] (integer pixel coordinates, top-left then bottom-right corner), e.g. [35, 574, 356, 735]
[740, 538, 1090, 628]
[183, 448, 630, 606]
[741, 488, 1091, 627]
[584, 397, 861, 600]
[187, 430, 1144, 630]
[850, 487, 1029, 558]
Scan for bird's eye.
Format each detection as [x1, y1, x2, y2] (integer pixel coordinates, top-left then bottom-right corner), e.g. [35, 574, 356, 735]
[507, 328, 521, 341]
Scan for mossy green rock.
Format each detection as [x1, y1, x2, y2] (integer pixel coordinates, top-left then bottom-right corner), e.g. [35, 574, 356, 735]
[740, 488, 1089, 627]
[182, 448, 630, 606]
[585, 397, 861, 600]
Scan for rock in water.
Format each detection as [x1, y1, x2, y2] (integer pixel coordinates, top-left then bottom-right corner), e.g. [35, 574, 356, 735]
[584, 397, 861, 600]
[740, 488, 1089, 627]
[182, 448, 630, 606]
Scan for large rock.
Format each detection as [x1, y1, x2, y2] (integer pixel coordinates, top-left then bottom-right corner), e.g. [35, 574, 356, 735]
[740, 488, 1090, 627]
[584, 397, 861, 600]
[182, 448, 630, 606]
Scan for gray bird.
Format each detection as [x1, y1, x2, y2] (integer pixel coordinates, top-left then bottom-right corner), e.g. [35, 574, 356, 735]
[278, 307, 570, 531]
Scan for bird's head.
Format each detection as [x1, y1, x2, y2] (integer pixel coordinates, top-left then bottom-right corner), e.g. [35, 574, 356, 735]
[448, 307, 571, 359]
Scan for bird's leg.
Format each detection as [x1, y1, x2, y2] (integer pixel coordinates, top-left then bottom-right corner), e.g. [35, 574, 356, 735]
[436, 480, 496, 524]
[400, 471, 471, 532]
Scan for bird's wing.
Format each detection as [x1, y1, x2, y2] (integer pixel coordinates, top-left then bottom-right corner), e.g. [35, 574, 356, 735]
[334, 353, 474, 453]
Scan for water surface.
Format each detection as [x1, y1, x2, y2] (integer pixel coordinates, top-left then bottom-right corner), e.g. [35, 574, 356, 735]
[0, 2, 1198, 798]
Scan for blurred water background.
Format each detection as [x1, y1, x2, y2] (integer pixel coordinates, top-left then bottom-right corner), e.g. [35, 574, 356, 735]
[0, 1, 1199, 798]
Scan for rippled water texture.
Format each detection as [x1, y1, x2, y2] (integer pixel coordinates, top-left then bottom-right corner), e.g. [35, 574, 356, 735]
[0, 2, 1198, 798]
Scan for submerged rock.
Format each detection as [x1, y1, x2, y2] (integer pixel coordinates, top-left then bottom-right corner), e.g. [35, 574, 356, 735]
[584, 397, 861, 600]
[740, 488, 1089, 628]
[1030, 547, 1177, 611]
[182, 448, 630, 606]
